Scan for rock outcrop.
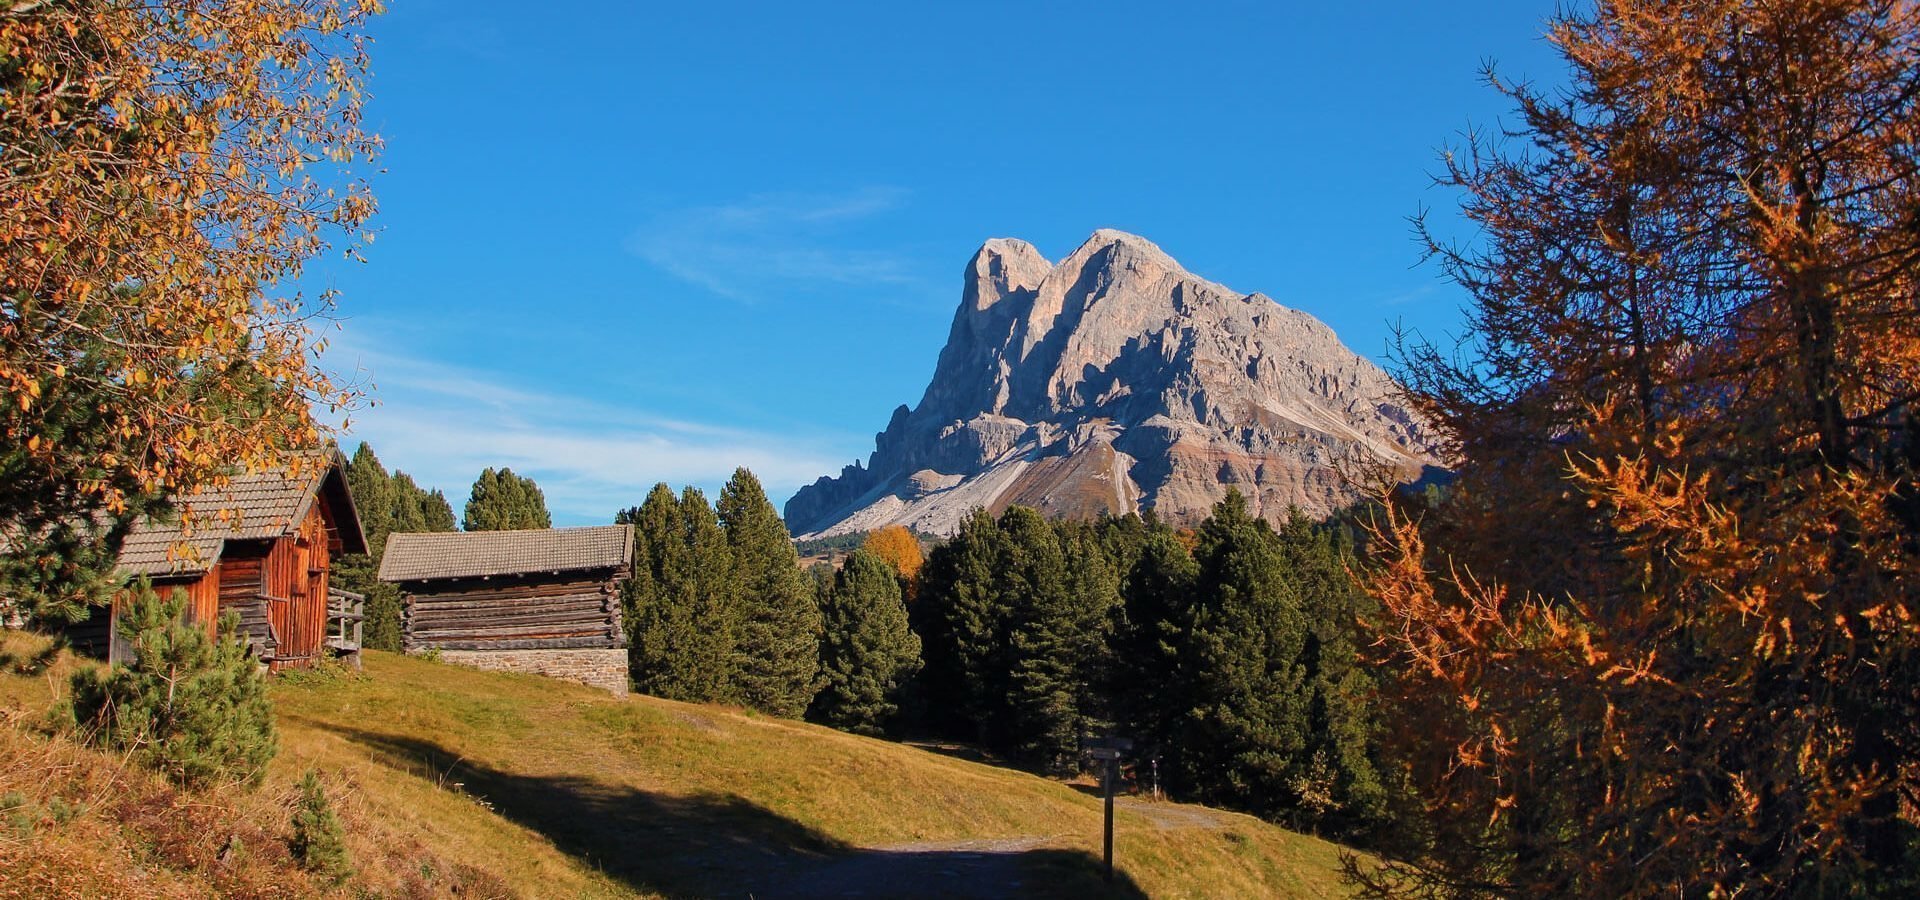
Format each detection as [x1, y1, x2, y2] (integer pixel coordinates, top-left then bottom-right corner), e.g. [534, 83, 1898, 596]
[786, 230, 1441, 538]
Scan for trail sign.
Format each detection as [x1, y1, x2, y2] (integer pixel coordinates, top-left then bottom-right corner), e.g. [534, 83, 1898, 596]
[1082, 735, 1135, 883]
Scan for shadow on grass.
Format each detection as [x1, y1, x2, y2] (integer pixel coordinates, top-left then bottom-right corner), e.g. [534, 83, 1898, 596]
[325, 724, 1146, 899]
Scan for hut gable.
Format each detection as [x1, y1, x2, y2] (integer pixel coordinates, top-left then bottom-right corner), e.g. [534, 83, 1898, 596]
[379, 525, 632, 695]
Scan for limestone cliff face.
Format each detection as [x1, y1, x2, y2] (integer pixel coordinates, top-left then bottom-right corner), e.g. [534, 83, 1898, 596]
[785, 230, 1440, 538]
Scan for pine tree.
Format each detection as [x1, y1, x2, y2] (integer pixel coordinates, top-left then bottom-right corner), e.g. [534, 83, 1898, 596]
[912, 507, 1120, 769]
[69, 584, 278, 789]
[1271, 510, 1389, 837]
[718, 469, 820, 718]
[462, 467, 551, 531]
[812, 549, 921, 735]
[388, 471, 429, 535]
[1057, 522, 1123, 740]
[994, 507, 1084, 771]
[345, 443, 395, 554]
[291, 770, 352, 884]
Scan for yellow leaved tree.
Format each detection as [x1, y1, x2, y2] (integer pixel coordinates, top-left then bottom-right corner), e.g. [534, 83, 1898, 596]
[1, 0, 381, 617]
[1362, 1, 1920, 895]
[861, 524, 925, 598]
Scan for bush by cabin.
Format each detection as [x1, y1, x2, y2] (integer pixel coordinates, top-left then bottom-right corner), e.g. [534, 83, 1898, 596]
[377, 525, 631, 695]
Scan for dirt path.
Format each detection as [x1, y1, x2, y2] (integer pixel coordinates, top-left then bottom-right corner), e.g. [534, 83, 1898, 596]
[751, 798, 1231, 898]
[1115, 796, 1235, 831]
[760, 836, 1063, 899]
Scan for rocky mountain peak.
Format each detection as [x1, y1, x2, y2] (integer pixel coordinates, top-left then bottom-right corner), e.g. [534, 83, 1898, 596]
[786, 231, 1442, 538]
[964, 238, 1049, 313]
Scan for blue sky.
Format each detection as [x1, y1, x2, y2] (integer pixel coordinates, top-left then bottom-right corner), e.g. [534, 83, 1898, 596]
[309, 0, 1567, 526]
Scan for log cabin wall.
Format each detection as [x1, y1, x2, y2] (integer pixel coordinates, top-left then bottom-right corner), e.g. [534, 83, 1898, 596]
[401, 571, 624, 652]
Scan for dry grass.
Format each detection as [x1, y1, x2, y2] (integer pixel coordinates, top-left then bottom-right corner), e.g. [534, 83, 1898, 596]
[0, 630, 1359, 898]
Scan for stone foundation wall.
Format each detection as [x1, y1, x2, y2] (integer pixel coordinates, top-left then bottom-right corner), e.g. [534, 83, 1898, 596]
[429, 648, 629, 696]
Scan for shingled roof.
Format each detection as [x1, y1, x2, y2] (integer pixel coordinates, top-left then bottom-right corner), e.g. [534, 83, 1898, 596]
[378, 524, 633, 583]
[117, 449, 367, 577]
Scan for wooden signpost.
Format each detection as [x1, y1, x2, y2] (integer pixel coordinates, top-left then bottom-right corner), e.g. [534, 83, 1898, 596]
[1084, 736, 1134, 883]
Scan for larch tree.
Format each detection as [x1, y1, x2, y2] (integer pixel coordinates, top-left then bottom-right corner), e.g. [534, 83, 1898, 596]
[1365, 1, 1920, 894]
[718, 468, 821, 718]
[1, 0, 380, 619]
[861, 524, 925, 599]
[462, 467, 551, 532]
[811, 548, 921, 735]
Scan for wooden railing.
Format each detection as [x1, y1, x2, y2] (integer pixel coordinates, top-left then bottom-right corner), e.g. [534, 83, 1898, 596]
[326, 588, 364, 670]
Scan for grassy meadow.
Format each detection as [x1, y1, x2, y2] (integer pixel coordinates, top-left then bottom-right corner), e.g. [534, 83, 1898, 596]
[0, 631, 1357, 898]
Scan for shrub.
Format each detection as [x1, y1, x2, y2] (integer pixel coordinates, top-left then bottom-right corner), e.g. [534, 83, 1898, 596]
[70, 582, 277, 789]
[291, 769, 352, 884]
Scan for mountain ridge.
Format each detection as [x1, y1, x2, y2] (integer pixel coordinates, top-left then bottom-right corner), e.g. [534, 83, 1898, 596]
[786, 230, 1440, 538]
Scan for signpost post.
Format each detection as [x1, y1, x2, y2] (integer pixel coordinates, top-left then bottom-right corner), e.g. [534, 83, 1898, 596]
[1084, 736, 1134, 884]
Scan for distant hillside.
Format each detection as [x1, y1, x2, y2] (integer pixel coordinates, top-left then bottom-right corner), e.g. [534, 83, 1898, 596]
[786, 230, 1440, 539]
[0, 632, 1360, 898]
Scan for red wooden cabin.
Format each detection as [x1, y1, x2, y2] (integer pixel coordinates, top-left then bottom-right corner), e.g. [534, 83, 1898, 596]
[107, 449, 368, 671]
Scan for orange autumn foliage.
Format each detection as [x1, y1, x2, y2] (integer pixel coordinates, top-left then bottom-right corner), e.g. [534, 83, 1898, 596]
[861, 525, 925, 591]
[1362, 1, 1920, 895]
[1, 1, 381, 519]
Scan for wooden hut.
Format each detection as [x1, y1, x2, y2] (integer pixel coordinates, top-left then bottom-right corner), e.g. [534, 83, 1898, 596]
[378, 525, 631, 695]
[104, 449, 368, 670]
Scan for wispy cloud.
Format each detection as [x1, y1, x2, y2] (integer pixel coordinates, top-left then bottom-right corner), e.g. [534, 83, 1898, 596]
[322, 336, 848, 525]
[1375, 284, 1438, 307]
[629, 187, 923, 302]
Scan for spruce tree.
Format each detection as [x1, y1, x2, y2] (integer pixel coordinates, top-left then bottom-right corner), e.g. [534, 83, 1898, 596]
[388, 471, 429, 535]
[624, 485, 740, 703]
[913, 508, 1011, 741]
[1176, 490, 1385, 834]
[812, 549, 921, 735]
[334, 444, 456, 652]
[417, 488, 457, 532]
[69, 584, 278, 789]
[717, 468, 820, 718]
[462, 467, 551, 531]
[1111, 524, 1199, 766]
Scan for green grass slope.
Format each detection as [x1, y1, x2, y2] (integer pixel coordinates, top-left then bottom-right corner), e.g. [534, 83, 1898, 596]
[0, 634, 1358, 898]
